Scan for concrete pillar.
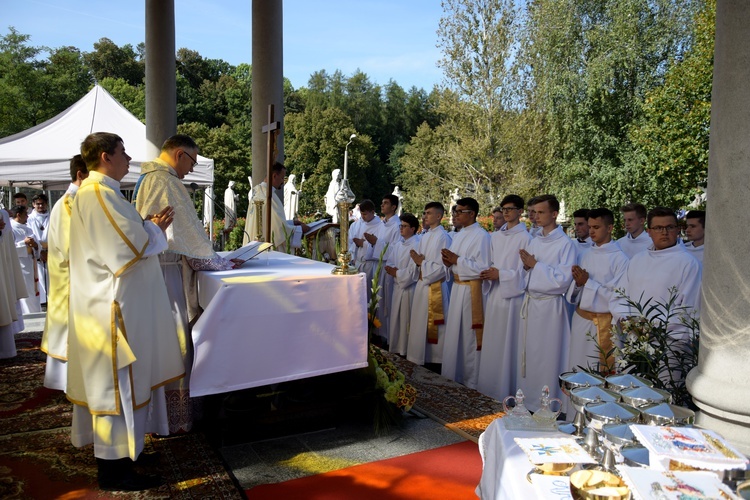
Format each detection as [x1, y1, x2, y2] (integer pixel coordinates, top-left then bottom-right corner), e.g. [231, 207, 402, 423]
[686, 0, 750, 454]
[145, 0, 177, 158]
[251, 0, 284, 186]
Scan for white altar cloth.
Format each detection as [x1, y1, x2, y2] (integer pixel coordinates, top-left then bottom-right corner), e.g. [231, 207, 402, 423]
[477, 418, 574, 499]
[190, 251, 369, 397]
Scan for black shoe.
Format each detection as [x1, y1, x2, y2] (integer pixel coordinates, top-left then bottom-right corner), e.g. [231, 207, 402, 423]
[97, 457, 164, 491]
[134, 450, 162, 467]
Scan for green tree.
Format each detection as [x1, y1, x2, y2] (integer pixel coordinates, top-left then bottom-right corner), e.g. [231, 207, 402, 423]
[99, 77, 145, 121]
[0, 28, 46, 136]
[83, 38, 143, 85]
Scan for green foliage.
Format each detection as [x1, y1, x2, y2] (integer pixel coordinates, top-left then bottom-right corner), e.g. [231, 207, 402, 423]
[83, 37, 144, 85]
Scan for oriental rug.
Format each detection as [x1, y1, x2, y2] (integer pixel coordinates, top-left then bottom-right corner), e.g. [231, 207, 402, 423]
[245, 439, 482, 500]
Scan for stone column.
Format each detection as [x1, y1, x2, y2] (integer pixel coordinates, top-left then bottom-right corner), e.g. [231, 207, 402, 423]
[145, 0, 177, 158]
[251, 0, 284, 186]
[686, 0, 750, 454]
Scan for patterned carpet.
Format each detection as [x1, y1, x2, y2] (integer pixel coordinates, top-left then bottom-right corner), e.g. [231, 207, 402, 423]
[0, 332, 503, 497]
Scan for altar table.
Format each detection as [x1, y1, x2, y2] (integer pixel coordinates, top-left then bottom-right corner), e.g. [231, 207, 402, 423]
[189, 251, 369, 397]
[476, 417, 574, 499]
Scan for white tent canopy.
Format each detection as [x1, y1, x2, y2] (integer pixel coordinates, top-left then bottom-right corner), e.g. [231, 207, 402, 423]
[0, 85, 214, 190]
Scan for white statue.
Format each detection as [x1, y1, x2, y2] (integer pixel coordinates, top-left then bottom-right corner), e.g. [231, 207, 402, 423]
[284, 174, 299, 219]
[448, 188, 460, 215]
[224, 180, 238, 229]
[324, 168, 342, 223]
[392, 186, 404, 216]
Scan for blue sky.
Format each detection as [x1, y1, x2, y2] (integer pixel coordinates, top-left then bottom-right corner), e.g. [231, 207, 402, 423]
[1, 0, 445, 91]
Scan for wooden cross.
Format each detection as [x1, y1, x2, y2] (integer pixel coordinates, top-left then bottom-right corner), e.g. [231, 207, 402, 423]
[263, 104, 280, 243]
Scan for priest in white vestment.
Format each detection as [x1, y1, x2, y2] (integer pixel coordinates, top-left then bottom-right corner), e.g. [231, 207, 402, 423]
[68, 132, 184, 490]
[684, 210, 705, 264]
[565, 208, 629, 375]
[363, 195, 401, 343]
[384, 213, 421, 355]
[611, 207, 702, 331]
[40, 156, 88, 390]
[477, 196, 531, 401]
[10, 206, 42, 314]
[617, 203, 653, 259]
[28, 194, 50, 304]
[518, 195, 576, 411]
[135, 135, 235, 435]
[440, 198, 491, 389]
[0, 208, 27, 359]
[243, 162, 308, 252]
[407, 202, 453, 366]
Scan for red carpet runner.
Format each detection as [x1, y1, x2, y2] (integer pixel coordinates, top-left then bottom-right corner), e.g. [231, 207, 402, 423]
[246, 440, 481, 500]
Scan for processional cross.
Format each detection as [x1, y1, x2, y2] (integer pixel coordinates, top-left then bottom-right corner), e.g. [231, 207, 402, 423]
[263, 104, 280, 243]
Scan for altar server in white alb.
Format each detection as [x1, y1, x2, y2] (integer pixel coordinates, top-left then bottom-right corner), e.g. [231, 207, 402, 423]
[351, 199, 383, 287]
[517, 195, 576, 411]
[407, 202, 452, 366]
[244, 162, 309, 252]
[362, 195, 401, 343]
[135, 134, 236, 435]
[611, 207, 702, 330]
[67, 132, 185, 491]
[617, 203, 652, 259]
[0, 208, 27, 359]
[683, 210, 705, 264]
[40, 155, 88, 391]
[384, 212, 421, 356]
[9, 205, 42, 313]
[477, 195, 531, 401]
[441, 197, 491, 389]
[571, 208, 593, 257]
[565, 208, 629, 374]
[28, 193, 50, 304]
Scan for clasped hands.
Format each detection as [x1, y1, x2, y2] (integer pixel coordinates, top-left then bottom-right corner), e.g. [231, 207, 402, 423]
[146, 206, 175, 231]
[519, 249, 537, 270]
[441, 248, 458, 267]
[571, 264, 589, 287]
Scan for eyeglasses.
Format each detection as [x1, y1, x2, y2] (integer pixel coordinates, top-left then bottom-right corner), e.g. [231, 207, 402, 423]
[500, 207, 520, 213]
[650, 225, 677, 233]
[454, 209, 473, 214]
[183, 150, 198, 168]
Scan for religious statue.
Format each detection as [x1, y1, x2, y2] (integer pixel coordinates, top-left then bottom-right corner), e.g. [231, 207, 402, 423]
[448, 188, 460, 215]
[324, 168, 342, 223]
[247, 175, 254, 202]
[283, 174, 299, 219]
[224, 180, 238, 230]
[392, 186, 404, 216]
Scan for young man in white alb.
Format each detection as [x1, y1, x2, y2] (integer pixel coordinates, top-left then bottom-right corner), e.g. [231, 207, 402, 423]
[684, 210, 705, 264]
[617, 203, 652, 259]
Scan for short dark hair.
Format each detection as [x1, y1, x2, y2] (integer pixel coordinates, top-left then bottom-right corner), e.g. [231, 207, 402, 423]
[359, 199, 376, 213]
[400, 212, 419, 231]
[533, 194, 560, 212]
[9, 205, 27, 218]
[12, 193, 27, 202]
[271, 161, 285, 175]
[424, 201, 445, 215]
[527, 196, 538, 208]
[162, 134, 198, 153]
[588, 208, 614, 226]
[621, 203, 647, 219]
[456, 197, 479, 215]
[500, 194, 524, 209]
[81, 132, 123, 170]
[686, 210, 705, 228]
[647, 207, 677, 227]
[382, 194, 399, 207]
[69, 154, 88, 181]
[573, 208, 591, 219]
[32, 193, 49, 203]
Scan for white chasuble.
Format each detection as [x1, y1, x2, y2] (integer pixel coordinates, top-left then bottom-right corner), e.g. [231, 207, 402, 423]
[0, 209, 27, 358]
[387, 234, 421, 356]
[518, 225, 576, 411]
[407, 225, 452, 365]
[477, 223, 531, 401]
[441, 222, 491, 389]
[67, 171, 184, 415]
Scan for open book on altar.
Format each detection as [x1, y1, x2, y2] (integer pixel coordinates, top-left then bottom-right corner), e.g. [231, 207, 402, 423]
[223, 241, 274, 263]
[302, 218, 333, 236]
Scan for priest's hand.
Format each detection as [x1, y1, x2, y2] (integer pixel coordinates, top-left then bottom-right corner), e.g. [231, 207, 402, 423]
[363, 232, 377, 245]
[572, 265, 589, 287]
[149, 206, 175, 232]
[410, 249, 424, 266]
[441, 248, 458, 267]
[480, 267, 499, 281]
[519, 249, 536, 270]
[385, 265, 398, 277]
[230, 258, 244, 269]
[293, 218, 310, 232]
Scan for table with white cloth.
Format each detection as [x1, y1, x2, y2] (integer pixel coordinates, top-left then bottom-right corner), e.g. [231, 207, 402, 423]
[189, 251, 369, 397]
[476, 417, 575, 499]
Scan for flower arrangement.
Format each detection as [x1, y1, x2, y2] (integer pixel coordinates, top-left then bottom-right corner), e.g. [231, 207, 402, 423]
[369, 344, 417, 412]
[587, 287, 699, 407]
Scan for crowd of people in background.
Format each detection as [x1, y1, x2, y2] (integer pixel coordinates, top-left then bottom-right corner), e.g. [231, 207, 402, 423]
[351, 193, 704, 412]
